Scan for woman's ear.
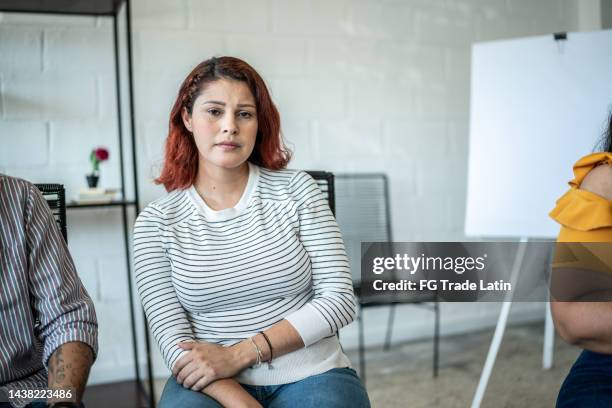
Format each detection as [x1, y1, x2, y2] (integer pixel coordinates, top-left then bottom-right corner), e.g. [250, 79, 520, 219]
[181, 108, 193, 133]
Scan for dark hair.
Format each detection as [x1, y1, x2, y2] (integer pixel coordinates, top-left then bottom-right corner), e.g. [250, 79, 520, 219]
[602, 112, 612, 153]
[155, 56, 292, 191]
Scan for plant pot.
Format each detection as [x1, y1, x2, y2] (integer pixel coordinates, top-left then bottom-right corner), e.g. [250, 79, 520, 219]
[86, 174, 99, 188]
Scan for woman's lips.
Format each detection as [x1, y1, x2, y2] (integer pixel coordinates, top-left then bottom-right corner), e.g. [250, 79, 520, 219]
[216, 142, 240, 151]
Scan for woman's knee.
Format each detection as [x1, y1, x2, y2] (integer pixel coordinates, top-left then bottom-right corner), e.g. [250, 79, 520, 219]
[270, 368, 370, 408]
[159, 376, 223, 408]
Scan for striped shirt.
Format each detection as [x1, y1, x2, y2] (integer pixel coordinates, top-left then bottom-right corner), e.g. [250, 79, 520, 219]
[133, 163, 356, 385]
[0, 175, 98, 407]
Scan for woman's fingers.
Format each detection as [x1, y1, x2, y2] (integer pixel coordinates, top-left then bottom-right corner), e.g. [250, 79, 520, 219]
[176, 360, 198, 384]
[191, 375, 210, 391]
[173, 341, 232, 388]
[182, 368, 205, 389]
[173, 352, 193, 377]
[180, 360, 219, 390]
[178, 341, 195, 350]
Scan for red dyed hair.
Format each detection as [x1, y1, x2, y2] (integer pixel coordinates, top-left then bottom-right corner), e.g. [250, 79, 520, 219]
[155, 56, 292, 191]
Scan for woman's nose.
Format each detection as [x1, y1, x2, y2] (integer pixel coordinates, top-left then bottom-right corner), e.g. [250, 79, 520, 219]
[222, 116, 238, 135]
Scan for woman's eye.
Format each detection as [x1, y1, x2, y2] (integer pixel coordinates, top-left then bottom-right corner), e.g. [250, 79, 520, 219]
[207, 109, 222, 116]
[238, 111, 253, 118]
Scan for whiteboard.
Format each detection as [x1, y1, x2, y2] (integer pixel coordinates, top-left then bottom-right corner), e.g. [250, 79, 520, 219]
[465, 30, 612, 238]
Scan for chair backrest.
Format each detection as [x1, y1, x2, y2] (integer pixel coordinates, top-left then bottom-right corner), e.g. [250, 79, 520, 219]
[305, 171, 335, 215]
[334, 174, 392, 284]
[34, 183, 67, 243]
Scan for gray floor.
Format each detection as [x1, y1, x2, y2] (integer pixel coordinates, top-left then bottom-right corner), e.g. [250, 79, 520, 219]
[347, 321, 580, 408]
[154, 321, 580, 407]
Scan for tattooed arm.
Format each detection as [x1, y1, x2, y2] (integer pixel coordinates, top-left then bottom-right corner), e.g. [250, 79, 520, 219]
[48, 342, 94, 404]
[22, 184, 98, 402]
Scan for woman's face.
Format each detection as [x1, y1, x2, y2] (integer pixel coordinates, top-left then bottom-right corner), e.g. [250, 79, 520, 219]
[182, 78, 258, 172]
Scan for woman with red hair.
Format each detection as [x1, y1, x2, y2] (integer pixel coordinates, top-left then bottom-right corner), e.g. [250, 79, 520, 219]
[133, 57, 370, 408]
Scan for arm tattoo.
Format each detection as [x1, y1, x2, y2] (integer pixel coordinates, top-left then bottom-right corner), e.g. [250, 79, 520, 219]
[48, 342, 94, 403]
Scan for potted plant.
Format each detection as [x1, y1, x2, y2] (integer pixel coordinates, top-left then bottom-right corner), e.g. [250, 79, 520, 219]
[87, 147, 110, 188]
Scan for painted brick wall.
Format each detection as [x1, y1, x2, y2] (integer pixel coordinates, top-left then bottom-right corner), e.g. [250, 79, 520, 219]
[0, 0, 580, 383]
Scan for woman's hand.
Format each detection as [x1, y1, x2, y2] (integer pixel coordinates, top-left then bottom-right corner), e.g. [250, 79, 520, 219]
[173, 341, 245, 390]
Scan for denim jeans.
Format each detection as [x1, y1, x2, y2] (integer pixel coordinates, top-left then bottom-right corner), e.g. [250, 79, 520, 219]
[557, 349, 612, 407]
[159, 367, 371, 408]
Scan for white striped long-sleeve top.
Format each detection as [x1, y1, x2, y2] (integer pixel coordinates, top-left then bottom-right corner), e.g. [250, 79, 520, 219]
[133, 163, 356, 385]
[0, 175, 98, 406]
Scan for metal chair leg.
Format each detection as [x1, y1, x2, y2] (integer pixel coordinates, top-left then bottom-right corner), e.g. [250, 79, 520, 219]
[434, 300, 440, 378]
[358, 306, 366, 386]
[383, 304, 396, 351]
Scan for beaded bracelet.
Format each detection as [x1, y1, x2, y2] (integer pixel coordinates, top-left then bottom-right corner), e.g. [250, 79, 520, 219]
[248, 337, 263, 368]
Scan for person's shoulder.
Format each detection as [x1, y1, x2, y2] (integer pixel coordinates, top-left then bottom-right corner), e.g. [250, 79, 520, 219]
[0, 174, 39, 202]
[0, 173, 34, 191]
[136, 189, 192, 225]
[258, 166, 302, 192]
[580, 163, 612, 200]
[260, 167, 322, 196]
[288, 169, 320, 191]
[285, 169, 324, 204]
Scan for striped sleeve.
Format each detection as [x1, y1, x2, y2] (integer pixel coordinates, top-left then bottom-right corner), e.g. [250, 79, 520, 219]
[284, 171, 357, 347]
[24, 183, 98, 367]
[133, 206, 195, 371]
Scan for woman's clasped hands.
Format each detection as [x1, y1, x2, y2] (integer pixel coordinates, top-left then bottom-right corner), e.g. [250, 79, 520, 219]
[173, 340, 246, 391]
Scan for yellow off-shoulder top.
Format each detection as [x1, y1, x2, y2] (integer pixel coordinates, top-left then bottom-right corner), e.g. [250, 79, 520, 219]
[549, 152, 612, 243]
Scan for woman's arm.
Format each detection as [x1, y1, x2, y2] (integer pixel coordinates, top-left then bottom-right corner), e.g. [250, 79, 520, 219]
[551, 247, 612, 354]
[551, 299, 612, 354]
[133, 207, 196, 371]
[281, 171, 357, 345]
[174, 319, 305, 389]
[551, 164, 612, 353]
[201, 379, 262, 408]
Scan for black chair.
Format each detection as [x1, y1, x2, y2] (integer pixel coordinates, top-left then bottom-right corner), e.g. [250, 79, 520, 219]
[305, 171, 335, 214]
[307, 172, 440, 384]
[35, 183, 67, 243]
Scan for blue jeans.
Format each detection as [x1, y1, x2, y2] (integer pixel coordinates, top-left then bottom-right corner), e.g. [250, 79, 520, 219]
[557, 350, 612, 407]
[159, 367, 371, 408]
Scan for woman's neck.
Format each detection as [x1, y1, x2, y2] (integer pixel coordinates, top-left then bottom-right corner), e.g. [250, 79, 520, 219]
[193, 161, 250, 211]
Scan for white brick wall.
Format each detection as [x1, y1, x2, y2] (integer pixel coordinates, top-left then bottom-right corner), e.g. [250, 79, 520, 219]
[0, 0, 580, 384]
[0, 27, 42, 72]
[0, 121, 47, 166]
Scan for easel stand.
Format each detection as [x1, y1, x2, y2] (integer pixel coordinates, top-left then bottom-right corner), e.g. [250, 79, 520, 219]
[471, 238, 557, 407]
[471, 238, 524, 407]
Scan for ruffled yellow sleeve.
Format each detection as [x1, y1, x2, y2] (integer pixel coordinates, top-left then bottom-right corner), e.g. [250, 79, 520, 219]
[549, 152, 612, 242]
[550, 189, 612, 232]
[568, 152, 612, 188]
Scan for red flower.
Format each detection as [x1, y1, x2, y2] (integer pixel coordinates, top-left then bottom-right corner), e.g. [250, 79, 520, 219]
[90, 147, 110, 173]
[95, 148, 109, 161]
